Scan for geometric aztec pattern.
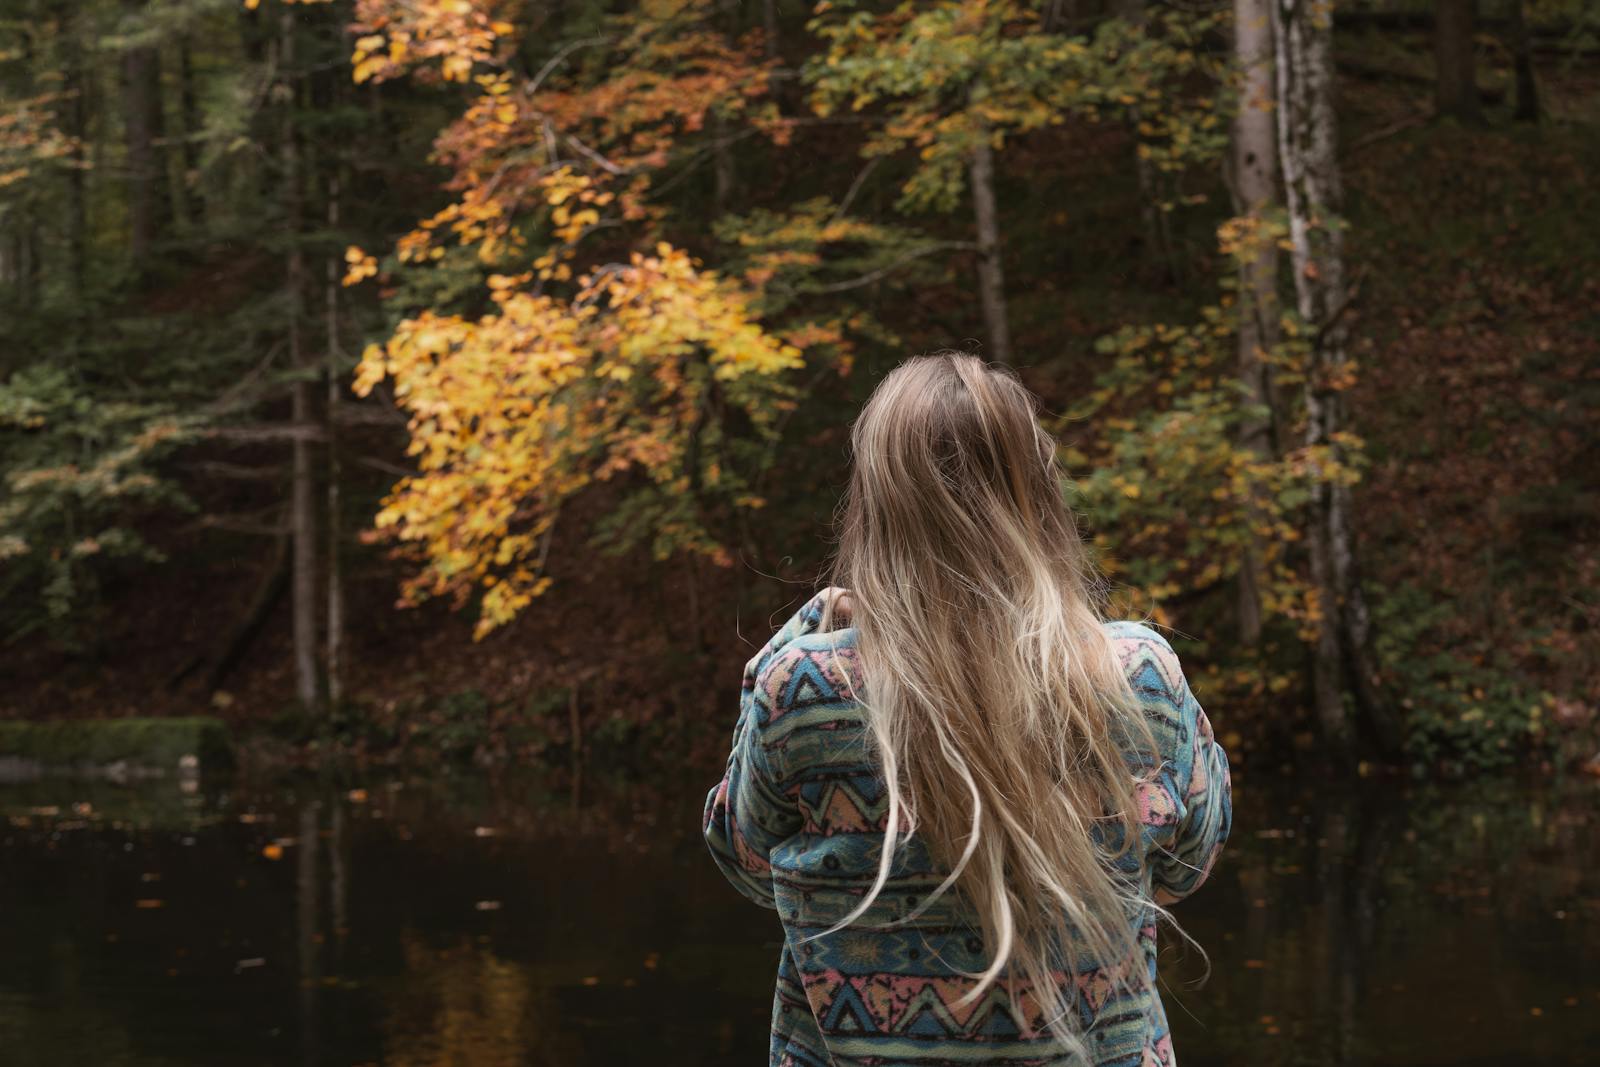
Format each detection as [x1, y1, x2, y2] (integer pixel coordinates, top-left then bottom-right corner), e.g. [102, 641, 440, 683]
[705, 589, 1232, 1066]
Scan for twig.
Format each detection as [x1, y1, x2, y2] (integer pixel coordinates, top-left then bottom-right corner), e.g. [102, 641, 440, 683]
[829, 158, 881, 225]
[527, 36, 613, 96]
[183, 460, 283, 481]
[802, 241, 978, 294]
[564, 132, 629, 175]
[353, 455, 418, 479]
[207, 423, 329, 444]
[1344, 111, 1429, 156]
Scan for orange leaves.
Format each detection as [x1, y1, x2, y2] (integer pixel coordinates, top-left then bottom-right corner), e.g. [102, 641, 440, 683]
[349, 0, 516, 84]
[0, 91, 78, 193]
[355, 247, 802, 637]
[342, 246, 378, 287]
[347, 1, 817, 637]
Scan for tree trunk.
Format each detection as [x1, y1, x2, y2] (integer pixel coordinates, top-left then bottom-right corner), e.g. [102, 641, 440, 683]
[121, 0, 169, 265]
[763, 0, 780, 59]
[325, 172, 344, 709]
[297, 801, 321, 1064]
[1231, 0, 1282, 647]
[1115, 0, 1177, 282]
[712, 112, 736, 206]
[8, 19, 41, 306]
[1273, 0, 1401, 761]
[968, 122, 1013, 365]
[58, 3, 89, 298]
[178, 36, 204, 229]
[282, 8, 322, 714]
[1434, 0, 1482, 123]
[1507, 0, 1540, 123]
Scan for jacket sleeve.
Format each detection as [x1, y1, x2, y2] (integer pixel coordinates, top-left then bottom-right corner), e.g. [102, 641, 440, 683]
[702, 590, 835, 907]
[1122, 624, 1233, 906]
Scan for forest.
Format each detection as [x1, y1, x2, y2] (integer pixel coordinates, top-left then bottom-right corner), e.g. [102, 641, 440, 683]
[5, 2, 1600, 1064]
[3, 0, 1599, 782]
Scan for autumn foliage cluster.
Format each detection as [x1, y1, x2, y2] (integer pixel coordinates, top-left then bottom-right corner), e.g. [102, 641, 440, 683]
[1, 0, 1597, 776]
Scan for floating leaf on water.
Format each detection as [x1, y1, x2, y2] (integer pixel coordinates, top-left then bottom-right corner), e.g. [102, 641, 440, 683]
[347, 789, 369, 803]
[135, 899, 164, 909]
[141, 872, 161, 883]
[474, 900, 502, 911]
[1530, 1007, 1543, 1017]
[238, 813, 272, 825]
[235, 958, 266, 973]
[581, 976, 599, 986]
[1244, 959, 1266, 969]
[643, 952, 659, 970]
[262, 844, 284, 861]
[473, 826, 498, 838]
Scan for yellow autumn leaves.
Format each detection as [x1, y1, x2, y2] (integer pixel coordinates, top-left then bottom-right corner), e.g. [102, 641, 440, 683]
[334, 0, 813, 635]
[346, 0, 511, 85]
[352, 246, 802, 638]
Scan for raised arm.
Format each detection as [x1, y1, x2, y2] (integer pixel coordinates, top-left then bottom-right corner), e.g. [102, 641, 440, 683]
[702, 589, 840, 907]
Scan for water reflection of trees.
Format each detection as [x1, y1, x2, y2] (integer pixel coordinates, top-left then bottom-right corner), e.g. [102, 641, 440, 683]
[286, 784, 620, 1067]
[1169, 778, 1600, 1066]
[5, 772, 1593, 1066]
[379, 934, 580, 1067]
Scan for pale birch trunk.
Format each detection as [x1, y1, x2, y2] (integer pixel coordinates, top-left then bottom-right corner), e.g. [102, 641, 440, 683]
[1272, 0, 1400, 759]
[1231, 0, 1282, 646]
[282, 9, 321, 714]
[968, 123, 1013, 365]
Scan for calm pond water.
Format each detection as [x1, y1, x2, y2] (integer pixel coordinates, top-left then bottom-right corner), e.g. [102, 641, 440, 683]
[0, 767, 1596, 1066]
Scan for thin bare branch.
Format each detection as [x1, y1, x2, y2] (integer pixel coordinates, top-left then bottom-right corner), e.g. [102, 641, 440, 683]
[527, 36, 613, 96]
[802, 241, 977, 294]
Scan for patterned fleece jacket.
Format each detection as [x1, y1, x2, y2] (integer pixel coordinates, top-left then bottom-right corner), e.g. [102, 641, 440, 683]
[704, 589, 1232, 1067]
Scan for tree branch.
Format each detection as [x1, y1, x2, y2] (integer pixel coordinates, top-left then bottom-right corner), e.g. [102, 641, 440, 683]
[801, 241, 978, 294]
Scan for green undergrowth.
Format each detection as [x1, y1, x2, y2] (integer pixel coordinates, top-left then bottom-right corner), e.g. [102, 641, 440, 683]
[0, 717, 234, 771]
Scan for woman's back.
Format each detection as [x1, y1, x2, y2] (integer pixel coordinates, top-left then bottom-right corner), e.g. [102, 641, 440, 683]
[704, 589, 1232, 1067]
[704, 353, 1232, 1066]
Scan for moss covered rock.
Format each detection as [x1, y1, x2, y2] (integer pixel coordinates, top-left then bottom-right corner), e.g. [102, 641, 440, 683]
[0, 718, 234, 774]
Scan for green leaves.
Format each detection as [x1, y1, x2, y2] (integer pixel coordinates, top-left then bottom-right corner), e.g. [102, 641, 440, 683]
[803, 1, 1227, 215]
[0, 365, 192, 643]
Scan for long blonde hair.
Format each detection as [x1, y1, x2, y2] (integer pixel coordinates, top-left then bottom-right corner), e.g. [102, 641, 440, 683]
[816, 351, 1164, 1053]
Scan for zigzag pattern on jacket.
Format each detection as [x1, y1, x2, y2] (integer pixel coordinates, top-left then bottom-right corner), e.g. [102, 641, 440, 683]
[705, 590, 1233, 1067]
